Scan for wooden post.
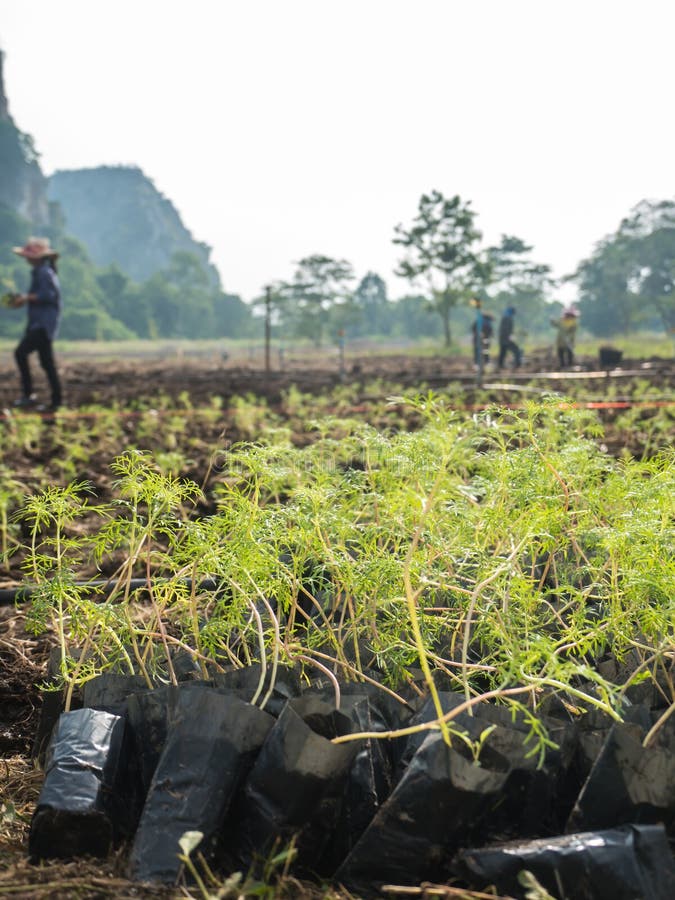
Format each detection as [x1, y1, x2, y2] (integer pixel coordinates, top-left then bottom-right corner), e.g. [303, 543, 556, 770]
[338, 329, 345, 380]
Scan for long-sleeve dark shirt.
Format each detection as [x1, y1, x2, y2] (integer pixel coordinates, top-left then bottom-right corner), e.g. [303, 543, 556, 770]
[27, 261, 61, 339]
[498, 312, 514, 344]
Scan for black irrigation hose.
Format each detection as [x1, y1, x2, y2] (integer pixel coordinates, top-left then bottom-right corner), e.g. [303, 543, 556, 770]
[0, 576, 220, 606]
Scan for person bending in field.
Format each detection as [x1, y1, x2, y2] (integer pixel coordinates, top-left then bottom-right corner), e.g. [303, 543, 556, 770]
[551, 306, 579, 369]
[497, 305, 522, 370]
[10, 237, 63, 413]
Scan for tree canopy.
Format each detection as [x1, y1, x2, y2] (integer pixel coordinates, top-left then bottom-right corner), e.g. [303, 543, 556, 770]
[274, 255, 356, 346]
[485, 235, 555, 336]
[393, 192, 557, 346]
[393, 191, 490, 345]
[572, 199, 675, 336]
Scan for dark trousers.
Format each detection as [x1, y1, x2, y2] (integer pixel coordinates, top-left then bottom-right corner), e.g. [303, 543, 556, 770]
[498, 339, 521, 368]
[558, 346, 574, 368]
[15, 328, 62, 406]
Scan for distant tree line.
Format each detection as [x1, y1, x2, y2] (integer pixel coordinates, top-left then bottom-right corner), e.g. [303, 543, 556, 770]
[258, 192, 557, 348]
[1, 192, 673, 344]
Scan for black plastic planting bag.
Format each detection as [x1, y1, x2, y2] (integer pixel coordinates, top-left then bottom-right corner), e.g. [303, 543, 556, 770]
[398, 692, 573, 766]
[126, 682, 218, 798]
[318, 693, 399, 873]
[126, 684, 176, 797]
[305, 674, 415, 736]
[31, 648, 82, 763]
[213, 662, 302, 717]
[229, 695, 360, 876]
[479, 724, 566, 840]
[456, 824, 675, 900]
[33, 671, 149, 765]
[129, 689, 274, 883]
[31, 689, 70, 764]
[573, 701, 651, 781]
[126, 673, 292, 802]
[82, 673, 150, 715]
[301, 678, 416, 870]
[29, 708, 129, 860]
[393, 692, 575, 839]
[335, 729, 508, 895]
[567, 718, 675, 835]
[392, 691, 527, 772]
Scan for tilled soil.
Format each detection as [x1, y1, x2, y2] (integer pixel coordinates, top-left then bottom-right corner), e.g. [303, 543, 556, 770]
[0, 348, 672, 408]
[0, 351, 672, 899]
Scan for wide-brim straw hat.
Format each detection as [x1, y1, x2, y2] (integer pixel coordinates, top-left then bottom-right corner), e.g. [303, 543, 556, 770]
[12, 237, 59, 260]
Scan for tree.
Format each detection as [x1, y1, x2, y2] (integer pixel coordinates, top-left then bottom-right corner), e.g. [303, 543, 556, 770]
[572, 199, 675, 336]
[486, 235, 552, 292]
[573, 237, 637, 336]
[393, 191, 489, 346]
[619, 200, 675, 335]
[389, 293, 441, 339]
[211, 291, 254, 338]
[134, 251, 234, 339]
[96, 263, 148, 337]
[167, 251, 216, 338]
[352, 271, 389, 336]
[636, 228, 675, 334]
[281, 255, 355, 346]
[486, 235, 554, 336]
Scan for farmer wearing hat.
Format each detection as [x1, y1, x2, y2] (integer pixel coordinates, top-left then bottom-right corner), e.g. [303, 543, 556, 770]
[9, 237, 62, 411]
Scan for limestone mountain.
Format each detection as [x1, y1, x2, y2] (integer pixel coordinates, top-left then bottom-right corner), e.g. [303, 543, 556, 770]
[0, 50, 50, 237]
[0, 49, 251, 340]
[48, 165, 221, 286]
[0, 48, 218, 288]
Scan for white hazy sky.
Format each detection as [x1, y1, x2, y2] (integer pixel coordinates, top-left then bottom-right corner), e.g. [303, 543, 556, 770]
[1, 0, 673, 301]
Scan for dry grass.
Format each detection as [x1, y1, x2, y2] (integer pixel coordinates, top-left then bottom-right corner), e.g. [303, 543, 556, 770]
[0, 759, 513, 899]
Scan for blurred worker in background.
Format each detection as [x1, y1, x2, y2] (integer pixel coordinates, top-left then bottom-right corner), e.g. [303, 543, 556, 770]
[470, 298, 494, 369]
[497, 305, 522, 370]
[10, 237, 63, 412]
[551, 306, 579, 369]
